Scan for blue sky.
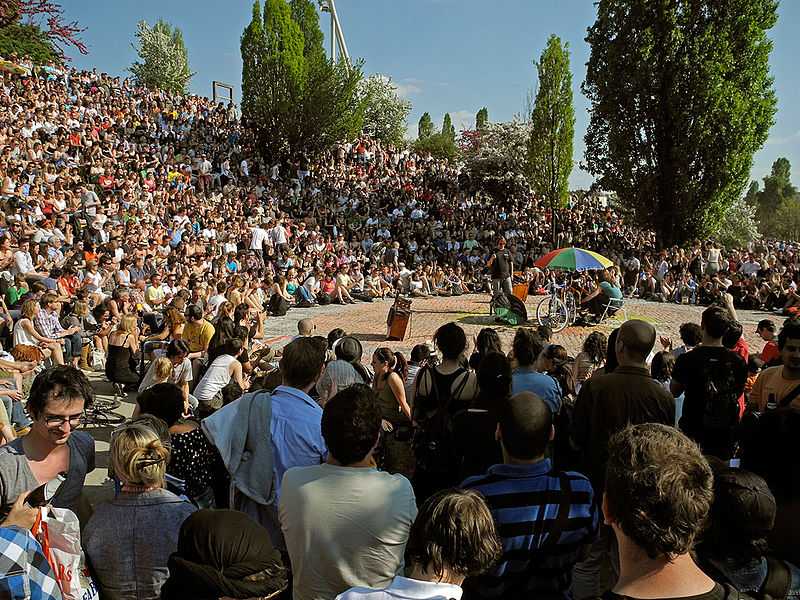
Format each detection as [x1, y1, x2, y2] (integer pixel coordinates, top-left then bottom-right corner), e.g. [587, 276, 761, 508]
[63, 0, 800, 189]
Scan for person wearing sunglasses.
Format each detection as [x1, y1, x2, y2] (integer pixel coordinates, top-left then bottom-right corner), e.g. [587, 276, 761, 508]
[0, 365, 95, 519]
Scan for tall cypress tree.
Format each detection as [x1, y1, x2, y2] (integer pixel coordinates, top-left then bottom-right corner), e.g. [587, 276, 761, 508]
[528, 34, 575, 245]
[476, 107, 489, 130]
[418, 112, 434, 139]
[442, 112, 455, 141]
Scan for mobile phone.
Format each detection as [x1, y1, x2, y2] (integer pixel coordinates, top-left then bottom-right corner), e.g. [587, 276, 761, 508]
[26, 473, 67, 508]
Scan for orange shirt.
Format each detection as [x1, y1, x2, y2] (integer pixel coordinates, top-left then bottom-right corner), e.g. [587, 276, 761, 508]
[751, 366, 800, 411]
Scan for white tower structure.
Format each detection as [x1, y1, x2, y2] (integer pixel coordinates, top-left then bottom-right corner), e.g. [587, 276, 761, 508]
[318, 0, 350, 67]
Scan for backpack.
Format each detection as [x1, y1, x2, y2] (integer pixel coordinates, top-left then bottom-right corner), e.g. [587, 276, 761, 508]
[699, 354, 743, 455]
[268, 294, 289, 317]
[411, 366, 469, 476]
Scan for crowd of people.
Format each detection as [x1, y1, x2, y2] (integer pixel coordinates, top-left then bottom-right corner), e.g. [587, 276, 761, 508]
[0, 56, 798, 600]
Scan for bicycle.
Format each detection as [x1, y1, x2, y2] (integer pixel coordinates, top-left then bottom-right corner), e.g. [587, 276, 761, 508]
[536, 282, 572, 333]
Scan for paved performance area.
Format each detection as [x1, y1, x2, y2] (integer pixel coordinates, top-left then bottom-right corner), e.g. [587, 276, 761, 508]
[83, 293, 772, 502]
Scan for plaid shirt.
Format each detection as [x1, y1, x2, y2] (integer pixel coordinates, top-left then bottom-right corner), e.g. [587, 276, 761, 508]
[33, 310, 64, 340]
[0, 525, 63, 599]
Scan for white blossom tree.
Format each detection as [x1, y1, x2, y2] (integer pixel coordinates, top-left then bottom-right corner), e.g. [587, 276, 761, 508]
[714, 195, 761, 248]
[129, 20, 194, 95]
[358, 75, 411, 146]
[460, 120, 534, 197]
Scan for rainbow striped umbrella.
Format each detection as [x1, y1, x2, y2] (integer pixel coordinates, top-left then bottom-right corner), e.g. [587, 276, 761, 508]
[535, 247, 614, 272]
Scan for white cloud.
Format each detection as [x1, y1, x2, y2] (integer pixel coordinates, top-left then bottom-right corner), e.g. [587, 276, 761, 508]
[395, 78, 423, 98]
[766, 130, 800, 146]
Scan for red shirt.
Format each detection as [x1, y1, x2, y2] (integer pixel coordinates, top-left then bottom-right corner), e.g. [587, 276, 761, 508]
[761, 340, 780, 365]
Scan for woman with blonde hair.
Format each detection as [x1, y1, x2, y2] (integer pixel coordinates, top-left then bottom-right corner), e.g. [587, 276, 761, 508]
[106, 314, 140, 389]
[12, 298, 61, 364]
[84, 420, 196, 599]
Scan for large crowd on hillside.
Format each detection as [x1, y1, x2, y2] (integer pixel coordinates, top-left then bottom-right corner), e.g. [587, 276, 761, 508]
[0, 56, 799, 600]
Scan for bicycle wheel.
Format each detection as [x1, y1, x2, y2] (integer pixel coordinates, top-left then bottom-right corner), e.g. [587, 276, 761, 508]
[536, 295, 569, 333]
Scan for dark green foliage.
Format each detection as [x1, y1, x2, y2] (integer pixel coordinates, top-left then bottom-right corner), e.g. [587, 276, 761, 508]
[418, 112, 434, 140]
[528, 34, 575, 241]
[442, 112, 456, 141]
[413, 132, 458, 161]
[241, 0, 363, 161]
[583, 0, 778, 246]
[0, 23, 58, 64]
[476, 107, 489, 130]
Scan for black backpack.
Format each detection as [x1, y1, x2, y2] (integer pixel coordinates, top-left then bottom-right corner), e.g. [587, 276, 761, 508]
[268, 294, 289, 317]
[411, 367, 469, 476]
[699, 354, 743, 455]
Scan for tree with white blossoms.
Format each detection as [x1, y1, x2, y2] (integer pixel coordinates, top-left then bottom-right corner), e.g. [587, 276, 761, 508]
[460, 120, 534, 199]
[713, 195, 761, 248]
[129, 20, 194, 95]
[358, 75, 412, 147]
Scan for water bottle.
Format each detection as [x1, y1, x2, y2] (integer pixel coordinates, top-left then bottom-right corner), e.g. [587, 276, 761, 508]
[766, 392, 777, 411]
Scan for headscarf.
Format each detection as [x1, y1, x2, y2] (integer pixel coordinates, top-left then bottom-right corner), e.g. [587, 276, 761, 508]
[160, 509, 287, 600]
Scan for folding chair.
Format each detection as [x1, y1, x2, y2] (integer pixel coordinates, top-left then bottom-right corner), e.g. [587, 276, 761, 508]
[599, 298, 628, 323]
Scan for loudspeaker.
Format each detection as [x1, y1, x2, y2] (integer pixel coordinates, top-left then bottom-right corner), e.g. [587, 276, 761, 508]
[386, 294, 412, 341]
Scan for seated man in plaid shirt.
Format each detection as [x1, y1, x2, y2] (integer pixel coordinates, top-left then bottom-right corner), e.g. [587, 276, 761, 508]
[0, 493, 62, 600]
[33, 293, 82, 369]
[461, 391, 599, 599]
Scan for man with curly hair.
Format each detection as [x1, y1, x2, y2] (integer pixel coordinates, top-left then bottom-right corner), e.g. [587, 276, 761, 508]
[603, 423, 726, 600]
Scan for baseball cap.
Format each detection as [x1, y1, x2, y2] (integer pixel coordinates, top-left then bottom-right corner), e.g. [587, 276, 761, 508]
[713, 468, 776, 539]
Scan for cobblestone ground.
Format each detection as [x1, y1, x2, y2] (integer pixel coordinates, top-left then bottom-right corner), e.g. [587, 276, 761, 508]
[83, 293, 772, 503]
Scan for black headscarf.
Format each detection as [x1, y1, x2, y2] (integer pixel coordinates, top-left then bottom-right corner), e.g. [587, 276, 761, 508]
[160, 509, 288, 600]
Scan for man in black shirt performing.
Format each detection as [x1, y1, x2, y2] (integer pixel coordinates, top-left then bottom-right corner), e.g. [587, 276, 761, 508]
[487, 237, 513, 296]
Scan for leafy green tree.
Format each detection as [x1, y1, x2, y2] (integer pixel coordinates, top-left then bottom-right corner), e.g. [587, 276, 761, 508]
[758, 158, 796, 215]
[773, 200, 800, 242]
[528, 34, 575, 244]
[241, 0, 363, 160]
[476, 107, 489, 130]
[358, 75, 412, 146]
[744, 180, 760, 206]
[413, 132, 458, 161]
[583, 0, 778, 246]
[442, 112, 456, 141]
[290, 0, 325, 63]
[418, 112, 434, 139]
[0, 23, 57, 63]
[129, 20, 194, 94]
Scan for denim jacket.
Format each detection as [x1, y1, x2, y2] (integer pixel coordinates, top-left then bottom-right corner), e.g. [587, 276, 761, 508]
[82, 489, 196, 600]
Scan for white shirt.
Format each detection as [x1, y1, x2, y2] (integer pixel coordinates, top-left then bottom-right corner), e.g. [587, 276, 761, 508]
[251, 227, 269, 251]
[336, 577, 463, 600]
[280, 464, 417, 600]
[12, 250, 34, 275]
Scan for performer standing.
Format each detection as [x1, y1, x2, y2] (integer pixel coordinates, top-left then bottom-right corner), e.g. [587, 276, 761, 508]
[487, 237, 513, 296]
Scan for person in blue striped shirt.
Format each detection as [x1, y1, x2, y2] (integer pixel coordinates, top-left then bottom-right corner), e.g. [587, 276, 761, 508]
[461, 391, 599, 599]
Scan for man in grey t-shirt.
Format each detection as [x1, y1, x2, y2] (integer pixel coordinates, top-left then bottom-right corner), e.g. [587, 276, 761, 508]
[280, 385, 417, 600]
[0, 366, 95, 521]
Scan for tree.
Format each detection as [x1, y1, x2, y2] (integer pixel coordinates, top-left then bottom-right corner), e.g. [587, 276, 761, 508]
[773, 200, 800, 242]
[129, 20, 194, 95]
[757, 157, 796, 215]
[413, 132, 458, 161]
[442, 112, 456, 141]
[583, 0, 778, 246]
[528, 34, 575, 245]
[358, 75, 412, 146]
[241, 0, 363, 161]
[476, 107, 489, 130]
[418, 112, 434, 139]
[0, 0, 86, 60]
[460, 120, 534, 199]
[713, 195, 761, 248]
